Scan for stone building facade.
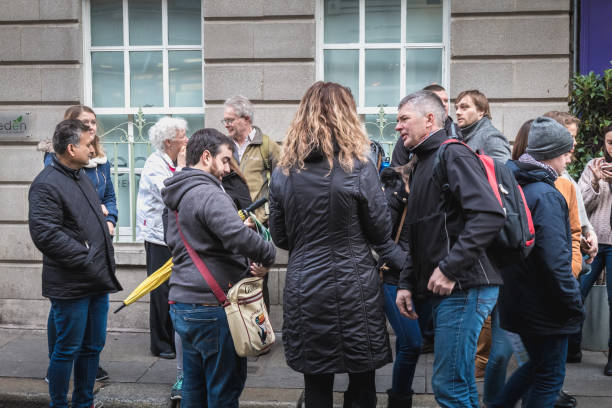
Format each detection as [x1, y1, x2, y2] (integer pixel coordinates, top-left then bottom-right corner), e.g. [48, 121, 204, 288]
[0, 0, 573, 330]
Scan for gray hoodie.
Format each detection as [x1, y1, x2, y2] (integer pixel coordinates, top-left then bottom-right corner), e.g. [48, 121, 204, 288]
[162, 167, 276, 304]
[461, 117, 511, 163]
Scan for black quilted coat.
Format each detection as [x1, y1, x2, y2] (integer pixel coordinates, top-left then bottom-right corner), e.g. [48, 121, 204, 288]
[268, 148, 406, 374]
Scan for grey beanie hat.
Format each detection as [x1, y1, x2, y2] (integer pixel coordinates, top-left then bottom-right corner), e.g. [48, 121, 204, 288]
[526, 116, 574, 161]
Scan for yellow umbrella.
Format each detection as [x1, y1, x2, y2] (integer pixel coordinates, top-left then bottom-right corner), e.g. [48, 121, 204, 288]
[114, 257, 173, 313]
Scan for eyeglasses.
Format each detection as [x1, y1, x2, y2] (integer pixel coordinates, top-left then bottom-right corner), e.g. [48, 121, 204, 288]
[221, 118, 236, 125]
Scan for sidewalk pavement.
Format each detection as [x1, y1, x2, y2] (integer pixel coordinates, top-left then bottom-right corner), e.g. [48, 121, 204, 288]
[1, 327, 611, 407]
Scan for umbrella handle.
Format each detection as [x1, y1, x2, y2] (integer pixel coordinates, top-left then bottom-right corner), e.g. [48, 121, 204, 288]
[114, 303, 126, 314]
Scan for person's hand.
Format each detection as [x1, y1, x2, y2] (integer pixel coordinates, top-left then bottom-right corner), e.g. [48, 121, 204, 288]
[584, 231, 598, 263]
[590, 158, 604, 182]
[107, 221, 115, 236]
[244, 216, 255, 230]
[250, 262, 269, 277]
[396, 289, 418, 320]
[177, 145, 187, 168]
[427, 267, 456, 296]
[101, 204, 109, 216]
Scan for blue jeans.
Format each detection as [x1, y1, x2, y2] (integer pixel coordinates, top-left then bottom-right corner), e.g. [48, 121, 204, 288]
[382, 284, 431, 396]
[48, 294, 109, 408]
[170, 303, 247, 408]
[491, 334, 568, 408]
[580, 243, 612, 347]
[431, 286, 499, 408]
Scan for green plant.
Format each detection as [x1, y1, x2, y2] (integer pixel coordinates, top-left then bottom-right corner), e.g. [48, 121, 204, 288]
[567, 67, 612, 179]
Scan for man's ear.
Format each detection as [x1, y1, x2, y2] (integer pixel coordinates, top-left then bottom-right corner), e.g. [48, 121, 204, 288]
[425, 112, 435, 129]
[200, 149, 211, 165]
[65, 144, 75, 157]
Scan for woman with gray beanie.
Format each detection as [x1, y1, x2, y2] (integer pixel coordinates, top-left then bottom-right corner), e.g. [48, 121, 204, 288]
[490, 117, 584, 408]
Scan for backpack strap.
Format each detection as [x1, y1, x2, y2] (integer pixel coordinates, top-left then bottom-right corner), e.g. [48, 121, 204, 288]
[174, 211, 229, 306]
[259, 133, 272, 186]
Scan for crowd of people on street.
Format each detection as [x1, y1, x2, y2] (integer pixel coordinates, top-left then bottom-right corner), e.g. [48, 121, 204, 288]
[27, 80, 612, 408]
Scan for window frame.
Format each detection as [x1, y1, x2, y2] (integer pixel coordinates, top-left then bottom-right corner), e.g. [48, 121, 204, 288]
[82, 0, 205, 242]
[82, 0, 205, 116]
[315, 0, 451, 116]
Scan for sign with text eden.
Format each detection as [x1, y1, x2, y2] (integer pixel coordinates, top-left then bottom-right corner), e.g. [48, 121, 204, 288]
[0, 112, 31, 139]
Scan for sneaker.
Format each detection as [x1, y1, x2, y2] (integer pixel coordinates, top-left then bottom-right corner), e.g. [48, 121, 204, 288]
[170, 375, 183, 400]
[44, 369, 49, 384]
[92, 402, 104, 408]
[96, 366, 109, 382]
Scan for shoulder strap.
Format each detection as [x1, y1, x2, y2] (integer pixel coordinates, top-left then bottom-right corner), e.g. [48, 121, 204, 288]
[394, 205, 408, 243]
[260, 134, 270, 171]
[174, 211, 228, 306]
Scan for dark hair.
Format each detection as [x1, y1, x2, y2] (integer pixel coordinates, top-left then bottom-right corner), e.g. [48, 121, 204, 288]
[511, 119, 534, 160]
[186, 128, 234, 167]
[53, 119, 89, 154]
[422, 84, 446, 93]
[455, 89, 492, 119]
[603, 124, 612, 163]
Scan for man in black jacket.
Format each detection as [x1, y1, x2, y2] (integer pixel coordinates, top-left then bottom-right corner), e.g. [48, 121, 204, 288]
[390, 84, 461, 166]
[394, 91, 505, 408]
[29, 119, 122, 408]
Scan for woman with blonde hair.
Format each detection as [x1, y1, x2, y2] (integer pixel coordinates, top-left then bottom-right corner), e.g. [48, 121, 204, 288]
[268, 82, 407, 408]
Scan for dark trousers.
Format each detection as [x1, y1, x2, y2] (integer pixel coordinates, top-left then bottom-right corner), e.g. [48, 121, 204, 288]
[145, 241, 175, 355]
[304, 371, 376, 408]
[491, 334, 568, 408]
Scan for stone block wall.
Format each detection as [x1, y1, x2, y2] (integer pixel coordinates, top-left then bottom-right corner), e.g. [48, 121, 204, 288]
[0, 0, 83, 328]
[449, 0, 572, 139]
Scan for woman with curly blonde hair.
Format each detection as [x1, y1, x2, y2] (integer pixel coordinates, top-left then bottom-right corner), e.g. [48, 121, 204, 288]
[269, 82, 407, 408]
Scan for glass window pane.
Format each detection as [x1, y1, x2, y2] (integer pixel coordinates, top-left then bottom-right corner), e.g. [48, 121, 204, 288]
[181, 114, 205, 135]
[365, 49, 400, 107]
[405, 48, 442, 94]
[365, 0, 400, 43]
[114, 173, 132, 228]
[98, 114, 129, 168]
[129, 0, 162, 45]
[169, 51, 202, 107]
[324, 50, 359, 105]
[324, 0, 358, 43]
[92, 52, 125, 108]
[406, 0, 442, 43]
[168, 0, 201, 45]
[130, 52, 163, 108]
[91, 0, 123, 46]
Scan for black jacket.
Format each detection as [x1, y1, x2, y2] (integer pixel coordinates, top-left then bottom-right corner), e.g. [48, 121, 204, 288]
[222, 171, 252, 211]
[498, 161, 584, 335]
[269, 149, 406, 374]
[162, 168, 276, 304]
[397, 129, 505, 299]
[28, 157, 122, 299]
[391, 116, 462, 166]
[379, 168, 410, 286]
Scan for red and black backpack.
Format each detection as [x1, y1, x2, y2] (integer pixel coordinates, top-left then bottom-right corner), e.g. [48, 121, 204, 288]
[432, 139, 535, 262]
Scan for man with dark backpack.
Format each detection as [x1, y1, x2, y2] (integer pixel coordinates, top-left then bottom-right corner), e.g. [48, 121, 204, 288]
[394, 91, 506, 407]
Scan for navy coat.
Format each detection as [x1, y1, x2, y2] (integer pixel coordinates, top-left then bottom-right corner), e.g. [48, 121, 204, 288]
[498, 161, 584, 336]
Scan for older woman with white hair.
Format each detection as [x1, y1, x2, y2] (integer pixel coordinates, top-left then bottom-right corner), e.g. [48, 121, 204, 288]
[136, 116, 187, 363]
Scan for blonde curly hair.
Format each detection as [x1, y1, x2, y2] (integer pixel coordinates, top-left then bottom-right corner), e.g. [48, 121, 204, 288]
[279, 81, 369, 174]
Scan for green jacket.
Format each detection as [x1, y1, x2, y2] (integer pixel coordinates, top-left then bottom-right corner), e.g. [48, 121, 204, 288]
[235, 126, 281, 224]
